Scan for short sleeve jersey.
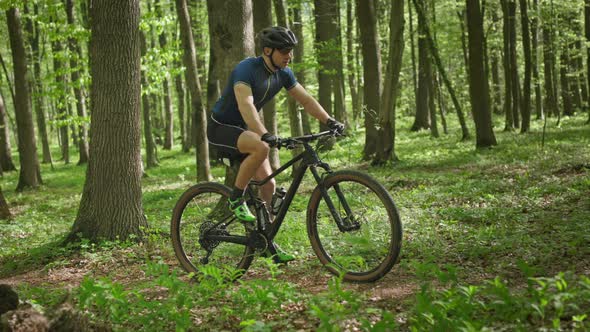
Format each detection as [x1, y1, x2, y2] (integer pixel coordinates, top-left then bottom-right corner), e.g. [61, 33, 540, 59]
[211, 56, 298, 127]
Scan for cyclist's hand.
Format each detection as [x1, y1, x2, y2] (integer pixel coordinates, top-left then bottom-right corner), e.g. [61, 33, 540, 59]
[326, 118, 345, 135]
[261, 132, 281, 148]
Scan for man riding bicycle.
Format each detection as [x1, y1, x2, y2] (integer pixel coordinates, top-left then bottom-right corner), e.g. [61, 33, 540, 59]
[207, 26, 344, 262]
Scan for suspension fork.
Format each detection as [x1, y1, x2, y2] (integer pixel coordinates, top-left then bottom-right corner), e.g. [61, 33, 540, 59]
[310, 165, 359, 232]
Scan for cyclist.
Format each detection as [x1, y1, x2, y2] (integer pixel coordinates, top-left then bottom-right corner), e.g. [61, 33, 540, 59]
[207, 26, 344, 262]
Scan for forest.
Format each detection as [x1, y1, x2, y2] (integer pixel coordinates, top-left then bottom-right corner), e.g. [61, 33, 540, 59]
[0, 0, 589, 330]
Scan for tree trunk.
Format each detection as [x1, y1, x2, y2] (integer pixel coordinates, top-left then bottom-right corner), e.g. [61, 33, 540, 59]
[25, 3, 52, 166]
[65, 0, 89, 164]
[141, 32, 159, 168]
[68, 0, 147, 242]
[0, 187, 11, 219]
[490, 6, 502, 115]
[519, 0, 532, 133]
[466, 0, 497, 148]
[412, 0, 431, 131]
[408, 0, 418, 107]
[374, 0, 404, 165]
[501, 0, 514, 129]
[356, 0, 381, 160]
[314, 0, 335, 124]
[346, 0, 360, 123]
[51, 38, 70, 165]
[174, 61, 188, 152]
[254, 0, 279, 170]
[508, 0, 520, 128]
[177, 0, 211, 182]
[0, 90, 16, 172]
[560, 49, 574, 116]
[411, 0, 469, 140]
[6, 7, 43, 191]
[156, 0, 174, 151]
[542, 27, 558, 118]
[531, 0, 543, 120]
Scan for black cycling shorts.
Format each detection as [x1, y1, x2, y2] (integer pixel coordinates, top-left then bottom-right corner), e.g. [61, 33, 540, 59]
[207, 115, 248, 163]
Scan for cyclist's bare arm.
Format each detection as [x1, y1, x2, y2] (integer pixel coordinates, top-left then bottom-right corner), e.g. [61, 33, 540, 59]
[288, 83, 331, 124]
[234, 83, 267, 136]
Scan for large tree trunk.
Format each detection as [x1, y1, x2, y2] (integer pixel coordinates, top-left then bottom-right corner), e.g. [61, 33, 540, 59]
[374, 0, 404, 165]
[0, 187, 11, 219]
[466, 0, 497, 148]
[6, 7, 43, 191]
[356, 0, 381, 160]
[177, 0, 211, 182]
[519, 0, 532, 133]
[68, 0, 147, 242]
[65, 0, 90, 165]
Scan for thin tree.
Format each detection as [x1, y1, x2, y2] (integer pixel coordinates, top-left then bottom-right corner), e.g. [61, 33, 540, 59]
[155, 0, 174, 151]
[411, 0, 469, 140]
[177, 0, 211, 182]
[68, 0, 147, 242]
[531, 0, 543, 120]
[6, 7, 43, 191]
[411, 0, 432, 132]
[346, 0, 360, 122]
[65, 0, 90, 164]
[508, 1, 520, 128]
[373, 0, 404, 165]
[542, 25, 558, 118]
[0, 86, 16, 172]
[141, 32, 159, 168]
[519, 0, 532, 133]
[356, 0, 381, 160]
[466, 0, 497, 148]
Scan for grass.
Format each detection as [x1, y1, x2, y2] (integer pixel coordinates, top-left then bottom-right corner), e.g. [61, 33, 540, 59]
[0, 112, 589, 330]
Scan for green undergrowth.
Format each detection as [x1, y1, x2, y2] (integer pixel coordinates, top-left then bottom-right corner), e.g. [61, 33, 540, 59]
[0, 113, 589, 330]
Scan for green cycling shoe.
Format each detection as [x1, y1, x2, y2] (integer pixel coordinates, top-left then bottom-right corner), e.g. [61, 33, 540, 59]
[228, 198, 256, 222]
[265, 244, 296, 263]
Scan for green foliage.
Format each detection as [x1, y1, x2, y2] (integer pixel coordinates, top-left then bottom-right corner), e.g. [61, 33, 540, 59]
[409, 263, 590, 331]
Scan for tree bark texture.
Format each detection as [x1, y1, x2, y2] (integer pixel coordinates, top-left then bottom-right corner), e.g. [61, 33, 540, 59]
[69, 0, 147, 242]
[66, 0, 90, 164]
[178, 0, 211, 182]
[374, 0, 404, 165]
[0, 90, 16, 172]
[519, 0, 532, 133]
[356, 0, 381, 160]
[466, 0, 497, 148]
[0, 187, 11, 219]
[6, 7, 43, 191]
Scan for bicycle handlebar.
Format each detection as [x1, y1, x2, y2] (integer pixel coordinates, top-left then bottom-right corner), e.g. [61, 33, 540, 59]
[278, 129, 342, 150]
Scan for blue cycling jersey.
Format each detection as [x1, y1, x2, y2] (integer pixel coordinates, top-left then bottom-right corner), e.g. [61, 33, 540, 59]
[211, 56, 298, 127]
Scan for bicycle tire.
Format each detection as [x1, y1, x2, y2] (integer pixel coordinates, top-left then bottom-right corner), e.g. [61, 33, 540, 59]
[171, 182, 254, 279]
[307, 170, 402, 282]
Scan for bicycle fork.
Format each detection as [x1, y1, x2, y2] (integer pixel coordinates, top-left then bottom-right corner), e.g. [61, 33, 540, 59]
[310, 166, 360, 232]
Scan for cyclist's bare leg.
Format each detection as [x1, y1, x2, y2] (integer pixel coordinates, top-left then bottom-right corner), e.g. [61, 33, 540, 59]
[253, 159, 275, 213]
[235, 131, 270, 190]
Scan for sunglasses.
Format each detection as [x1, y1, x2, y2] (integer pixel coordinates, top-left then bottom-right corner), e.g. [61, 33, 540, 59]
[277, 48, 293, 55]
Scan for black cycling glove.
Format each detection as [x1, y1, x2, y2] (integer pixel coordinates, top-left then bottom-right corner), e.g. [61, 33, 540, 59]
[326, 118, 345, 135]
[261, 132, 281, 148]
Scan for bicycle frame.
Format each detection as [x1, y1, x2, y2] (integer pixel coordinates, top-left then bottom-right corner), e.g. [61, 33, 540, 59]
[206, 132, 357, 251]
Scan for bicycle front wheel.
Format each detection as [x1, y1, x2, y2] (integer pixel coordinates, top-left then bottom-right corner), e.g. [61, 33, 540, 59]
[307, 170, 402, 282]
[171, 182, 254, 279]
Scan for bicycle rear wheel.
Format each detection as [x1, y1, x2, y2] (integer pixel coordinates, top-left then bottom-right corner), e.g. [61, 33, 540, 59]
[307, 170, 402, 282]
[171, 182, 254, 279]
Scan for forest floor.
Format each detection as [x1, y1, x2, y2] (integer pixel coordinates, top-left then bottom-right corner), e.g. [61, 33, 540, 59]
[1, 114, 589, 331]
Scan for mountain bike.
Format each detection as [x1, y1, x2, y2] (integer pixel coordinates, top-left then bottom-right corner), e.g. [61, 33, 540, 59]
[171, 130, 402, 282]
